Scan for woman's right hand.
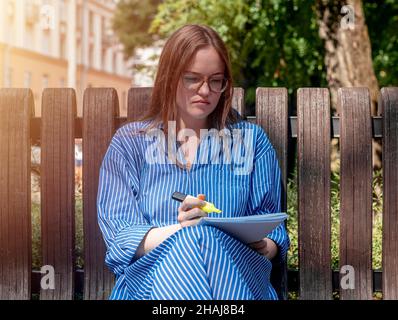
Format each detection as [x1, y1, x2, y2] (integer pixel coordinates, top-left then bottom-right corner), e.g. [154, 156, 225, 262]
[177, 194, 208, 228]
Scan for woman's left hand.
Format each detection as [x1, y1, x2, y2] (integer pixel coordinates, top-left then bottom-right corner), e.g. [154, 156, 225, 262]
[248, 238, 278, 260]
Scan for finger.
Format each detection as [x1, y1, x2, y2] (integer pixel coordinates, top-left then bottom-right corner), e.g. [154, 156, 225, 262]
[197, 194, 206, 201]
[177, 207, 207, 223]
[179, 201, 192, 211]
[181, 195, 206, 210]
[249, 240, 262, 247]
[256, 243, 268, 251]
[183, 207, 208, 220]
[250, 240, 267, 250]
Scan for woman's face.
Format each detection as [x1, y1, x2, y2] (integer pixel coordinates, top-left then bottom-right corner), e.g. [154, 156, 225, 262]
[176, 46, 225, 125]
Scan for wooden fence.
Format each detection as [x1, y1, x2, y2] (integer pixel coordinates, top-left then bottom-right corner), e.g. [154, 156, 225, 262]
[0, 87, 397, 300]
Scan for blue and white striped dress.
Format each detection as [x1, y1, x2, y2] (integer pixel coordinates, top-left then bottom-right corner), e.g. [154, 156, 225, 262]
[97, 119, 290, 300]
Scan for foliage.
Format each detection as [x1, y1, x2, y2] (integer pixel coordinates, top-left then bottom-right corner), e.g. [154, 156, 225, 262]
[112, 0, 162, 57]
[113, 0, 398, 114]
[32, 202, 41, 270]
[75, 194, 84, 269]
[363, 0, 398, 87]
[31, 189, 84, 270]
[150, 0, 327, 113]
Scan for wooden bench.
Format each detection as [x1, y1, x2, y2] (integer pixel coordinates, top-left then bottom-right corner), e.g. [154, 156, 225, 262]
[0, 87, 397, 300]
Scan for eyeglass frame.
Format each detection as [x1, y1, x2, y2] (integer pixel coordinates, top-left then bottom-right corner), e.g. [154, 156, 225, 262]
[181, 71, 229, 93]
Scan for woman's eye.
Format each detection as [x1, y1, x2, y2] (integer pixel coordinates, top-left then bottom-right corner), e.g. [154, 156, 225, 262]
[185, 77, 200, 83]
[210, 79, 223, 85]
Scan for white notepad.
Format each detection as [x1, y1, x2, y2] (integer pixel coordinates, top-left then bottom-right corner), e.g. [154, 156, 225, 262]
[198, 212, 288, 244]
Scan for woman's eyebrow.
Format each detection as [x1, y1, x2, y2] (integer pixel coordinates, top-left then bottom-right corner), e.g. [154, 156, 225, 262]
[185, 71, 224, 76]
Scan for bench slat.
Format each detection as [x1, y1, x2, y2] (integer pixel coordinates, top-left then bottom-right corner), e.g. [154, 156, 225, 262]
[40, 89, 76, 299]
[380, 87, 398, 299]
[297, 88, 332, 299]
[339, 87, 373, 300]
[256, 88, 289, 299]
[83, 88, 117, 299]
[0, 89, 33, 300]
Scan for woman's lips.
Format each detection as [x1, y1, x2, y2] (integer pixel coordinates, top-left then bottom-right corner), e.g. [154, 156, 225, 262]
[192, 100, 210, 105]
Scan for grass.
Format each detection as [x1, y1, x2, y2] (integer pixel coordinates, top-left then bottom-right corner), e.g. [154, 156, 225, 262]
[31, 170, 84, 270]
[286, 168, 383, 271]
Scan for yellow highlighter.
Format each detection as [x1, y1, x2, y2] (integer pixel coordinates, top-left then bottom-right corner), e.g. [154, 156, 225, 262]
[172, 191, 222, 214]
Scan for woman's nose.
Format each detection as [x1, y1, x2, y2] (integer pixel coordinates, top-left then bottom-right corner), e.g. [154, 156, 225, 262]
[197, 80, 210, 96]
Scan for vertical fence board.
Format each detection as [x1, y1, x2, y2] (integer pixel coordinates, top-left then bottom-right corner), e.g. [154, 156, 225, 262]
[0, 89, 33, 300]
[127, 87, 153, 122]
[256, 88, 289, 299]
[339, 87, 373, 300]
[232, 87, 245, 117]
[297, 88, 332, 300]
[40, 89, 76, 299]
[380, 87, 398, 300]
[83, 88, 117, 299]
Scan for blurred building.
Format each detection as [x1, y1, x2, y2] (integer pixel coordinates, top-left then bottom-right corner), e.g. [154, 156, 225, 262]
[0, 0, 133, 116]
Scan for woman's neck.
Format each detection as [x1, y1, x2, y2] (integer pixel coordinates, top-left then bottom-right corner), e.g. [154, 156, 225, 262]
[177, 116, 208, 138]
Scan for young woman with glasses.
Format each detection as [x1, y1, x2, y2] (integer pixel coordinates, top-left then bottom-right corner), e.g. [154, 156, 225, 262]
[97, 24, 290, 300]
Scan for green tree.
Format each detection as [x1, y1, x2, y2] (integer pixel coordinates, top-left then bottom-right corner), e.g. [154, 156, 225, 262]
[363, 0, 398, 88]
[113, 0, 398, 116]
[150, 0, 326, 114]
[112, 0, 162, 57]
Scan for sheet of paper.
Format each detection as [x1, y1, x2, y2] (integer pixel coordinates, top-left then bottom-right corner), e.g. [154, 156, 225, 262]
[199, 213, 288, 244]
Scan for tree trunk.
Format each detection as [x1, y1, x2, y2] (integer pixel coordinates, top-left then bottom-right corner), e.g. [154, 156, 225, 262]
[316, 0, 381, 169]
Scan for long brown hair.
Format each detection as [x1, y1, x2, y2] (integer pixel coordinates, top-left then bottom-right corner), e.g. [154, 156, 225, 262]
[139, 24, 240, 134]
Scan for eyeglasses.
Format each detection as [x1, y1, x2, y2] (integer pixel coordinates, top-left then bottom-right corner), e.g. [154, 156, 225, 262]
[181, 72, 228, 93]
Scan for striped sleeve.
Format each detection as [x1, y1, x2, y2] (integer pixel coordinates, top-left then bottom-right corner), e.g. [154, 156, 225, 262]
[246, 126, 290, 264]
[97, 133, 153, 276]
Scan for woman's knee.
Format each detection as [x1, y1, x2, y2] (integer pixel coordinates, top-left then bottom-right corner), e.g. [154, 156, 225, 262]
[174, 224, 219, 245]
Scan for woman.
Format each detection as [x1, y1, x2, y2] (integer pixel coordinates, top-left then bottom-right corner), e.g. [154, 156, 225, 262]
[97, 24, 289, 300]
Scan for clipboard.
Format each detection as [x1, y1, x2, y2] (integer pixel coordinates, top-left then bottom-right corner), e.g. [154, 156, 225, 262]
[198, 212, 288, 244]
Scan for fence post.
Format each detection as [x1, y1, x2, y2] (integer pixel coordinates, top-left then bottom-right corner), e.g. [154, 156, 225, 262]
[40, 88, 76, 299]
[339, 87, 373, 300]
[256, 87, 289, 299]
[297, 88, 332, 300]
[0, 89, 34, 300]
[380, 87, 398, 300]
[83, 88, 118, 299]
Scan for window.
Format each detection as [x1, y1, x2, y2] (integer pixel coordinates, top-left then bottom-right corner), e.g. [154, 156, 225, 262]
[102, 16, 106, 36]
[112, 53, 117, 73]
[101, 48, 107, 71]
[24, 71, 32, 88]
[7, 0, 14, 18]
[5, 68, 13, 87]
[59, 0, 67, 22]
[24, 25, 35, 50]
[42, 30, 50, 54]
[77, 40, 82, 64]
[60, 35, 66, 59]
[122, 91, 127, 113]
[42, 74, 49, 89]
[76, 5, 82, 29]
[89, 44, 94, 68]
[89, 11, 94, 34]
